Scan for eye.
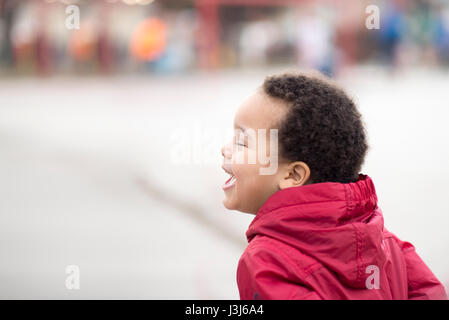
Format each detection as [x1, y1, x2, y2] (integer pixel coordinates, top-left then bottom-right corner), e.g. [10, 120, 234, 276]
[233, 134, 246, 147]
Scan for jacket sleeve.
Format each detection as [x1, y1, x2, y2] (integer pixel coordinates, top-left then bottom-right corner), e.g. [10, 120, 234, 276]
[236, 245, 321, 300]
[403, 245, 448, 300]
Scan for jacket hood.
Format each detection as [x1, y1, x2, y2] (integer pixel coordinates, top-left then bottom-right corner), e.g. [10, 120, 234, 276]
[246, 174, 387, 289]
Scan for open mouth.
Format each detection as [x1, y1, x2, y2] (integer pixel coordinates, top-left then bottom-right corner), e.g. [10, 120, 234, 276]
[222, 165, 236, 190]
[223, 174, 236, 190]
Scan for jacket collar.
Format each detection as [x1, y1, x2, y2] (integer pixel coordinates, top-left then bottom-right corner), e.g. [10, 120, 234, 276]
[247, 174, 379, 242]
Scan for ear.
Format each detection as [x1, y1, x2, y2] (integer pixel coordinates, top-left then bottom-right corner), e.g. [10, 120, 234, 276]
[278, 161, 311, 189]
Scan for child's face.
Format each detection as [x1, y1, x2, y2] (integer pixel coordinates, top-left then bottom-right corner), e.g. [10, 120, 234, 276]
[221, 90, 289, 214]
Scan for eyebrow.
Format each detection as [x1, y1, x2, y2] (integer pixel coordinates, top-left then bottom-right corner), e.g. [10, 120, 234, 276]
[233, 122, 247, 132]
[233, 123, 253, 143]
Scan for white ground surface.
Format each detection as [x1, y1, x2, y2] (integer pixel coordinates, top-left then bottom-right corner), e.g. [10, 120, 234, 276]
[0, 66, 448, 299]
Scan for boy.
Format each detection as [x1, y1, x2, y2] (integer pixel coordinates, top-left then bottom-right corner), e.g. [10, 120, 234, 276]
[220, 72, 447, 300]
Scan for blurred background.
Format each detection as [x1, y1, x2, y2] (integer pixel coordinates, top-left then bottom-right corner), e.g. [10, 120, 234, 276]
[0, 0, 448, 299]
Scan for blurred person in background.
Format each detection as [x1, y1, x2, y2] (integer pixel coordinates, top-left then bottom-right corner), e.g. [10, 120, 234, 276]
[0, 0, 18, 69]
[295, 5, 335, 76]
[379, 0, 406, 68]
[434, 4, 449, 65]
[239, 18, 278, 67]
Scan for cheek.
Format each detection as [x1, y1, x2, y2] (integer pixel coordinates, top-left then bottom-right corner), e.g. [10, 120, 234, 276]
[233, 160, 272, 196]
[232, 165, 278, 213]
[233, 144, 259, 167]
[232, 146, 276, 189]
[232, 147, 259, 177]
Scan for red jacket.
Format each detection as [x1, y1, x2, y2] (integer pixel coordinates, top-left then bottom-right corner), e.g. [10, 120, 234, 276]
[237, 174, 447, 300]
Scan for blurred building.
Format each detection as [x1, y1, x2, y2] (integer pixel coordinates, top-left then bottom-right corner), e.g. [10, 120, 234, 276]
[0, 0, 448, 76]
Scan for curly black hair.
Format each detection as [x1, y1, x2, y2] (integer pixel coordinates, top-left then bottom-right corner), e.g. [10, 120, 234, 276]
[262, 72, 368, 184]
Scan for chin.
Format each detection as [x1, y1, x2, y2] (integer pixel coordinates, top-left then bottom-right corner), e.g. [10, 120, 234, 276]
[240, 208, 258, 215]
[222, 196, 258, 215]
[222, 198, 236, 210]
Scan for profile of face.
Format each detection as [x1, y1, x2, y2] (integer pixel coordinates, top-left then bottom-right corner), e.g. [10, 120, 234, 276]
[221, 89, 311, 214]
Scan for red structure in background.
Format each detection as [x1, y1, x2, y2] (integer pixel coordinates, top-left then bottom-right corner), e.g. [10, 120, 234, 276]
[194, 0, 358, 69]
[36, 1, 51, 74]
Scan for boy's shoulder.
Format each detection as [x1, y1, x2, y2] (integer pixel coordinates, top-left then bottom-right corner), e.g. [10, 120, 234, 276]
[240, 235, 322, 279]
[239, 229, 418, 281]
[382, 228, 416, 253]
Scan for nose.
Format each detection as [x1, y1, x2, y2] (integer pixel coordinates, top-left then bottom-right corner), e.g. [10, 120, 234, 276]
[221, 142, 232, 159]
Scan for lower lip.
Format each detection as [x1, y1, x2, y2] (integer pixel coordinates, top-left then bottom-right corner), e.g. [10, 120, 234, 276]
[222, 175, 236, 190]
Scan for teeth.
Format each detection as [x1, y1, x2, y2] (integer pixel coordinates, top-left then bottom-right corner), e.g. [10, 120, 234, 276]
[224, 175, 233, 185]
[227, 176, 236, 185]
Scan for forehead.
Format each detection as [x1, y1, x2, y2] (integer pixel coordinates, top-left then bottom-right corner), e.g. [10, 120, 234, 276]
[234, 90, 288, 131]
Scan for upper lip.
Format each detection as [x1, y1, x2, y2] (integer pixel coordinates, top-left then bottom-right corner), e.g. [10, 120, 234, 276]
[221, 164, 234, 176]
